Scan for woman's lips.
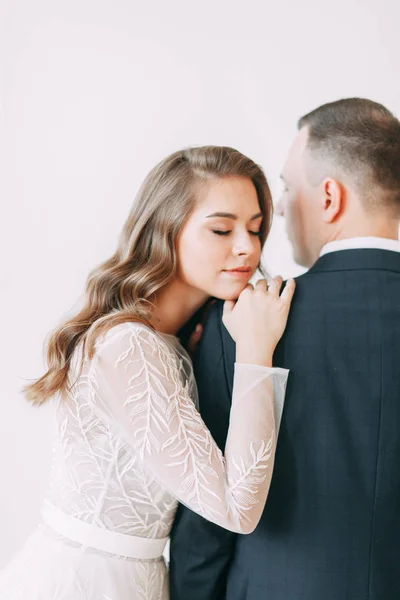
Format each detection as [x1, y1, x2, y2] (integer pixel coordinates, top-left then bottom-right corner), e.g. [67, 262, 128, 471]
[223, 267, 252, 278]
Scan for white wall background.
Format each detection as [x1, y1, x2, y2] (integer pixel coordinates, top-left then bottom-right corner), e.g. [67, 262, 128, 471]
[0, 0, 399, 567]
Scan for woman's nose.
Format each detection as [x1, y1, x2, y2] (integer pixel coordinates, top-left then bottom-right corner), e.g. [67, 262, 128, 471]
[232, 233, 255, 256]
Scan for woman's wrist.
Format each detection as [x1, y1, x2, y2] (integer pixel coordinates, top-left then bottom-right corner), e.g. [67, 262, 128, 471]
[235, 342, 274, 367]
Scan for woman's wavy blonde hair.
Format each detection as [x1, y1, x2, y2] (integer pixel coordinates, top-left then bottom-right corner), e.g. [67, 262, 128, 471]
[25, 146, 273, 405]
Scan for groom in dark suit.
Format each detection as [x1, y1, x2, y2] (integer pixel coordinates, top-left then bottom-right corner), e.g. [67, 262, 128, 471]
[169, 98, 400, 600]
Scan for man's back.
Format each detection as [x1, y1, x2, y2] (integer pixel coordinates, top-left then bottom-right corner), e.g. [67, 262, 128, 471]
[170, 248, 400, 600]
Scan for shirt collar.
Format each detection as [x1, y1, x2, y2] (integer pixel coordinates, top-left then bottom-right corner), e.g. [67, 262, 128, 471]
[320, 237, 400, 257]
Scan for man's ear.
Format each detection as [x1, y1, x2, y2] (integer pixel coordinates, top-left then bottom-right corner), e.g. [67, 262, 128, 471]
[321, 178, 343, 223]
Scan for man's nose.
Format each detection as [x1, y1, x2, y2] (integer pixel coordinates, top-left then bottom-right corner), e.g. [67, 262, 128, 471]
[275, 198, 284, 217]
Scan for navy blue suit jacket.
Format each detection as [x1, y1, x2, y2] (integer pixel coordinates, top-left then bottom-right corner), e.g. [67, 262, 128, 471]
[170, 249, 400, 600]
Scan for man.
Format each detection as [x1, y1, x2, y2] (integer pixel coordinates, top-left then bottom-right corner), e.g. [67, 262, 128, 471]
[169, 98, 400, 600]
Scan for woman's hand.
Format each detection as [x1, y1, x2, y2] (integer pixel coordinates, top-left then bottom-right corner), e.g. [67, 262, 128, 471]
[222, 277, 296, 366]
[186, 324, 203, 359]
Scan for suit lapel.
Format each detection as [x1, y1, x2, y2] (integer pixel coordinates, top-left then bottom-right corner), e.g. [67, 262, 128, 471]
[218, 301, 235, 399]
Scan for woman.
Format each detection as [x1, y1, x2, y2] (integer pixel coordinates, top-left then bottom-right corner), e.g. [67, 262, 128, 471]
[0, 146, 295, 599]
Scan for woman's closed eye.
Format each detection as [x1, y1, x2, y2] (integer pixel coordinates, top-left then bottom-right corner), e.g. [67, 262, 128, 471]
[212, 229, 261, 237]
[212, 229, 231, 236]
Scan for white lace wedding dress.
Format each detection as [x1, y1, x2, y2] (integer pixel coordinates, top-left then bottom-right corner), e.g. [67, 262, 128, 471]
[0, 322, 288, 600]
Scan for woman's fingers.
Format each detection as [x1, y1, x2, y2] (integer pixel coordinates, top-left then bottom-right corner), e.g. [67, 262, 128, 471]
[280, 278, 296, 303]
[187, 324, 203, 357]
[255, 279, 268, 292]
[267, 275, 283, 296]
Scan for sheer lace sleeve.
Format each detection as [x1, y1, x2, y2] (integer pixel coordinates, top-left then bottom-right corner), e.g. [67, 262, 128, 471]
[88, 323, 288, 534]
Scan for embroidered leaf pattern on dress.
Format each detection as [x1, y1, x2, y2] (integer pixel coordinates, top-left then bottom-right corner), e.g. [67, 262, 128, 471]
[86, 324, 284, 533]
[0, 322, 288, 600]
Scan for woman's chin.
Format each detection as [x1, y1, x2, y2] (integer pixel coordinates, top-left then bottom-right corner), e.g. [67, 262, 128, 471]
[212, 282, 250, 302]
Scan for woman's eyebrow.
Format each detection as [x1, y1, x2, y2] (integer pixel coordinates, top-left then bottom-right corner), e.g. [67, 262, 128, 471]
[206, 211, 263, 220]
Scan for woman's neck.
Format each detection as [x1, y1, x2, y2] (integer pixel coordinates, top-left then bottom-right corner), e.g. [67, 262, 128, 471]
[150, 280, 209, 335]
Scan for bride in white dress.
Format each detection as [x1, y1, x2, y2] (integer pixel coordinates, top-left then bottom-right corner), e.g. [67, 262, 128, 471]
[0, 146, 295, 600]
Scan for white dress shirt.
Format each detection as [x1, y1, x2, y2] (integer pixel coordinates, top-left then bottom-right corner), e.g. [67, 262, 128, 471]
[320, 236, 400, 257]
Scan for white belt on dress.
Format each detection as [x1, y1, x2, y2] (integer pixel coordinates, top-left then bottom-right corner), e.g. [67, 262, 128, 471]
[41, 501, 168, 560]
